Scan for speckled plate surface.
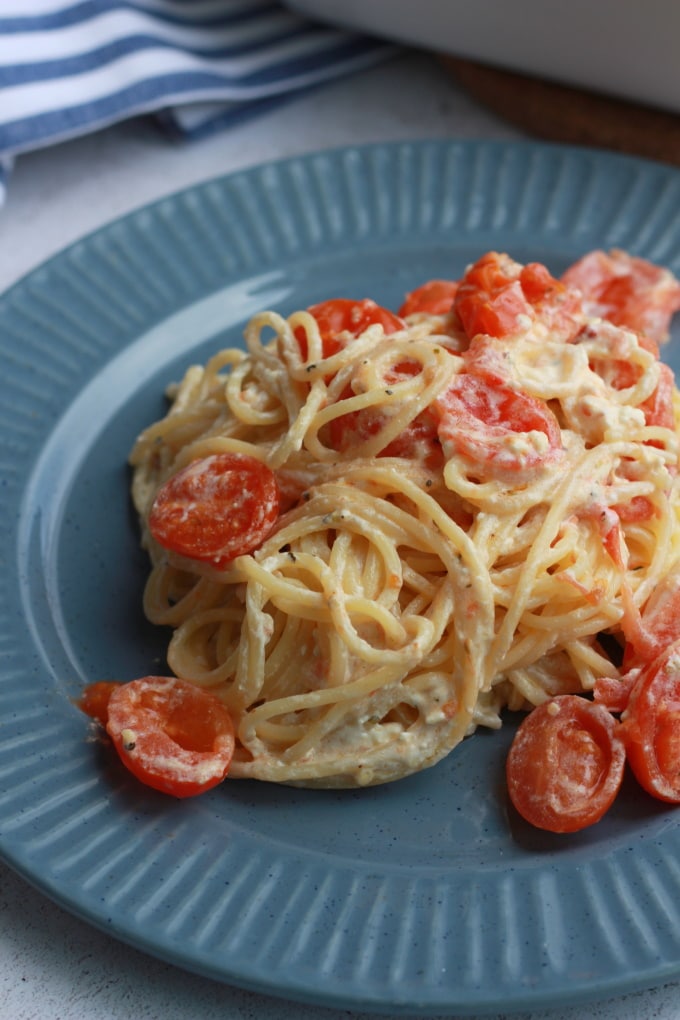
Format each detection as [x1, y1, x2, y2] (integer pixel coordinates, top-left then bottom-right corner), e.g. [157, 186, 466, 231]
[1, 140, 680, 1016]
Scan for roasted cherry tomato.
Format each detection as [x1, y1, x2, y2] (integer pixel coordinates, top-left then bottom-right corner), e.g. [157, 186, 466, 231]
[295, 298, 404, 359]
[454, 253, 531, 339]
[453, 252, 581, 341]
[98, 676, 235, 798]
[434, 372, 562, 476]
[506, 695, 626, 833]
[330, 403, 442, 465]
[620, 640, 680, 803]
[149, 452, 279, 569]
[622, 566, 680, 670]
[562, 248, 680, 343]
[399, 279, 459, 317]
[328, 359, 442, 465]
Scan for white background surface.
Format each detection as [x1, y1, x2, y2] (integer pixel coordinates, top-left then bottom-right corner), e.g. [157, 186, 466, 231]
[1, 51, 680, 1020]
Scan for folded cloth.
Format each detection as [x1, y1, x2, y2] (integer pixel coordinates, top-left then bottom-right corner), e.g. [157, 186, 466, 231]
[0, 0, 396, 204]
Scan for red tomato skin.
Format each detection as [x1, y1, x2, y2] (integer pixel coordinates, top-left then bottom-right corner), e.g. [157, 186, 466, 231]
[456, 277, 531, 339]
[620, 641, 680, 803]
[328, 359, 443, 466]
[562, 249, 680, 343]
[614, 495, 656, 524]
[78, 680, 120, 726]
[399, 280, 459, 317]
[506, 696, 626, 833]
[453, 252, 582, 342]
[105, 676, 235, 798]
[295, 298, 404, 359]
[593, 672, 637, 714]
[518, 262, 556, 302]
[434, 372, 562, 476]
[329, 404, 443, 466]
[623, 566, 680, 670]
[641, 362, 676, 430]
[149, 453, 279, 569]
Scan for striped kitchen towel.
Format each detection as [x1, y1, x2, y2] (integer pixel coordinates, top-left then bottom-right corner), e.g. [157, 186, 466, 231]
[0, 0, 396, 205]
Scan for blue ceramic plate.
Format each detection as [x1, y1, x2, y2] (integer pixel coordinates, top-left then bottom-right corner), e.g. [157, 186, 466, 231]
[2, 140, 680, 1016]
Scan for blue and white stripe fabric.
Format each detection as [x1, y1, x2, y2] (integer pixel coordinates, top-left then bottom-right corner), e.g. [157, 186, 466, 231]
[0, 158, 10, 206]
[0, 0, 396, 204]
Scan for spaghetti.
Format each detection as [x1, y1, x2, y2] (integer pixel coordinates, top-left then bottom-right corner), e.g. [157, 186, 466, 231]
[128, 249, 680, 788]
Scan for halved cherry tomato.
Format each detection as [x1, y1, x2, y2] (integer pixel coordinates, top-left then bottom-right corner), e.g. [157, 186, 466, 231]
[620, 640, 680, 803]
[453, 252, 582, 341]
[149, 452, 279, 569]
[506, 695, 626, 833]
[102, 676, 235, 798]
[399, 279, 459, 317]
[562, 249, 680, 343]
[328, 359, 443, 465]
[623, 565, 680, 669]
[518, 261, 559, 303]
[434, 373, 562, 475]
[295, 298, 405, 359]
[454, 253, 531, 339]
[330, 403, 442, 465]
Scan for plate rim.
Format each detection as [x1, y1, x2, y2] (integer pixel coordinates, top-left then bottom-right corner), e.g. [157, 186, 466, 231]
[2, 137, 680, 1016]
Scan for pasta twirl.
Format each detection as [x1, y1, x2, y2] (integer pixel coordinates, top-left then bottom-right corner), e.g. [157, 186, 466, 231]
[128, 250, 680, 788]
